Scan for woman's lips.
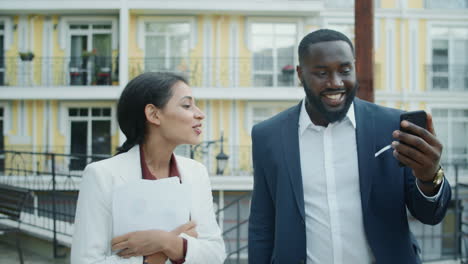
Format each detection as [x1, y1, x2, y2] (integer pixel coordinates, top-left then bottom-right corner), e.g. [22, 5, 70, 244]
[193, 124, 202, 135]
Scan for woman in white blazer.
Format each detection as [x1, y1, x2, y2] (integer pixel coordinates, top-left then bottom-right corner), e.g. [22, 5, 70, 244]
[71, 72, 226, 264]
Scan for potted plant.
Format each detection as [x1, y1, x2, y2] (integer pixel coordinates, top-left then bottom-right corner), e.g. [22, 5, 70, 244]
[281, 64, 295, 74]
[82, 49, 96, 58]
[19, 51, 34, 61]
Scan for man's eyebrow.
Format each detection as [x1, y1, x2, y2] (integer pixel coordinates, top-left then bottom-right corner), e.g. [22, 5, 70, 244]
[312, 62, 353, 69]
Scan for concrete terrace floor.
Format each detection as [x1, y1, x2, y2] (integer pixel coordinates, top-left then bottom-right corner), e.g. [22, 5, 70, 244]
[0, 240, 465, 264]
[0, 241, 69, 264]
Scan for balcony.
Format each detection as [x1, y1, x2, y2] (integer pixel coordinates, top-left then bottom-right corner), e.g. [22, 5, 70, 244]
[425, 0, 468, 9]
[426, 64, 468, 91]
[0, 56, 119, 87]
[128, 57, 299, 89]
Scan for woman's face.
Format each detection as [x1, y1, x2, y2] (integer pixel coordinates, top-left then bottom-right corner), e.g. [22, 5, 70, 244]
[157, 81, 205, 146]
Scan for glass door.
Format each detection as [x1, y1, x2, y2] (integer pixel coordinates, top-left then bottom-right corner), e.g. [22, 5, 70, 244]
[70, 35, 88, 85]
[69, 121, 87, 170]
[0, 108, 4, 173]
[93, 34, 112, 85]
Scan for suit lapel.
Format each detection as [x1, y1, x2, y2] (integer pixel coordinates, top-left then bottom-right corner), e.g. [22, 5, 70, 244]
[354, 98, 376, 211]
[116, 145, 143, 182]
[281, 102, 305, 220]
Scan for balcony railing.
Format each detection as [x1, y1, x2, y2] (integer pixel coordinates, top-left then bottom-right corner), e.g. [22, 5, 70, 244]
[129, 57, 299, 88]
[425, 0, 468, 9]
[0, 56, 119, 87]
[426, 64, 468, 91]
[0, 150, 467, 262]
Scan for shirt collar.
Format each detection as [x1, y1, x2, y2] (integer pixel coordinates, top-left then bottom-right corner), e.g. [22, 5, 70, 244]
[298, 98, 356, 136]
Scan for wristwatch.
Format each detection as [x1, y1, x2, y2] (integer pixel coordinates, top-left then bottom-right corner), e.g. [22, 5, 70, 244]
[418, 165, 444, 187]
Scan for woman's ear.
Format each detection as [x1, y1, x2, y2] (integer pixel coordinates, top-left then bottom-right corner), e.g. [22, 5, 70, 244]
[144, 104, 161, 125]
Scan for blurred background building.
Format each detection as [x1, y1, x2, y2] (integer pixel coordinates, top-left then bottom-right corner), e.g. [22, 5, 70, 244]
[0, 0, 467, 263]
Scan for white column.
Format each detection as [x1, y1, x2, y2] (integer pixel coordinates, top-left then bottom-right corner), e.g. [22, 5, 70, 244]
[119, 0, 129, 146]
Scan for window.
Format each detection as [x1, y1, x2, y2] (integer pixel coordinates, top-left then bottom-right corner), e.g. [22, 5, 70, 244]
[144, 22, 190, 74]
[326, 23, 355, 43]
[430, 27, 468, 91]
[0, 107, 3, 173]
[248, 103, 294, 131]
[251, 22, 297, 87]
[426, 0, 468, 9]
[68, 23, 114, 85]
[432, 108, 468, 164]
[0, 23, 4, 85]
[68, 107, 112, 170]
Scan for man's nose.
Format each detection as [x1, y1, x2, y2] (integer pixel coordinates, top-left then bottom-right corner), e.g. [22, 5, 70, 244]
[329, 73, 344, 88]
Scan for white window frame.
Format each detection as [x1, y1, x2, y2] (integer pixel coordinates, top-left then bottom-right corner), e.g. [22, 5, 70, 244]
[58, 16, 118, 51]
[62, 104, 115, 171]
[64, 18, 117, 86]
[246, 17, 302, 88]
[58, 101, 116, 137]
[0, 102, 11, 137]
[137, 16, 197, 53]
[0, 17, 12, 51]
[426, 22, 468, 91]
[136, 16, 197, 77]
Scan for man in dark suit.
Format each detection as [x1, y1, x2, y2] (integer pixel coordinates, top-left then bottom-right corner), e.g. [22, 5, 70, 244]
[248, 29, 451, 264]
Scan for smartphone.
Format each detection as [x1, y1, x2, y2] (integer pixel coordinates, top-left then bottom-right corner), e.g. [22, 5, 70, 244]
[398, 110, 427, 167]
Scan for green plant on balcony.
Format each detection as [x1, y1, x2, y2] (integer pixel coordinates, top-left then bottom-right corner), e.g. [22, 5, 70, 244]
[82, 49, 97, 58]
[18, 51, 34, 61]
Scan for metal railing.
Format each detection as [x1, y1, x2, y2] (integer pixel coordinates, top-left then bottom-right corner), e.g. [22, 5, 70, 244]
[1, 148, 466, 262]
[0, 56, 119, 87]
[216, 193, 251, 264]
[128, 57, 300, 88]
[0, 149, 98, 258]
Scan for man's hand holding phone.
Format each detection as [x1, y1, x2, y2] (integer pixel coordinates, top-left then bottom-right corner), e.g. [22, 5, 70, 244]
[391, 110, 443, 195]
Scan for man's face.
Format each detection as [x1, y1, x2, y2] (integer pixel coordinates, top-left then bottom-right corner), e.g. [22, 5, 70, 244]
[297, 40, 357, 125]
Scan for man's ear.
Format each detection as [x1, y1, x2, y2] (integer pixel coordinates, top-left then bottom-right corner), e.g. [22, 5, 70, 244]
[144, 104, 161, 125]
[296, 65, 303, 85]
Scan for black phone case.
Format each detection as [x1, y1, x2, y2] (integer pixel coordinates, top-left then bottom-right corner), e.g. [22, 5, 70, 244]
[398, 110, 427, 167]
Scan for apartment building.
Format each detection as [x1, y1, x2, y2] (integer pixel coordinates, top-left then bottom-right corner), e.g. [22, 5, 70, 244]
[0, 0, 467, 260]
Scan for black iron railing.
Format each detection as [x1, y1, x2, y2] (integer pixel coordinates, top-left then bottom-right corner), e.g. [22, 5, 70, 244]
[1, 149, 467, 263]
[0, 56, 118, 87]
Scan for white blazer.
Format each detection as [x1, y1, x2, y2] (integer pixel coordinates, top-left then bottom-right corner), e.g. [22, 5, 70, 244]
[71, 145, 226, 264]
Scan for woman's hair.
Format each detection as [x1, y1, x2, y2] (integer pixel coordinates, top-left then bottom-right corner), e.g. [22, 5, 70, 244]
[116, 72, 188, 154]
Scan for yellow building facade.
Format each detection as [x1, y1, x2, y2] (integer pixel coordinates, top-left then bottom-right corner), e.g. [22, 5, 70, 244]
[0, 0, 467, 259]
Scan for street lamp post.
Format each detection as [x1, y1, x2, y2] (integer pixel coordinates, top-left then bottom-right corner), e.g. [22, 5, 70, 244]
[190, 131, 229, 175]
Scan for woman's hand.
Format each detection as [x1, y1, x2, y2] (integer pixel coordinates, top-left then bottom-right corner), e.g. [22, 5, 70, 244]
[112, 229, 169, 258]
[111, 221, 198, 259]
[171, 221, 198, 238]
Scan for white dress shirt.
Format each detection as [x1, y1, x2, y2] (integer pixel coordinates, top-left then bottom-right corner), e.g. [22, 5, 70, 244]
[298, 99, 443, 264]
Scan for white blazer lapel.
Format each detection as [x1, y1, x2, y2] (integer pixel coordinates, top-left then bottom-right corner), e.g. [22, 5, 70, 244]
[115, 145, 143, 183]
[175, 155, 193, 186]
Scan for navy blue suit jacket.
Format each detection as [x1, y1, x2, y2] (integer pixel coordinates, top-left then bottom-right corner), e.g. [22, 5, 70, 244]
[248, 98, 451, 264]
